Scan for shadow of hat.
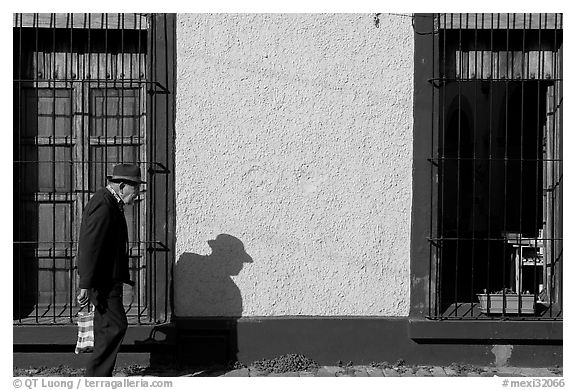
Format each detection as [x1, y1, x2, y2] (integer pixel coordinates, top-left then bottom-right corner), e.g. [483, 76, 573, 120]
[107, 163, 146, 184]
[208, 234, 253, 263]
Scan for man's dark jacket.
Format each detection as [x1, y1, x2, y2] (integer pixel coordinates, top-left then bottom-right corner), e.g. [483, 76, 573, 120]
[77, 188, 133, 289]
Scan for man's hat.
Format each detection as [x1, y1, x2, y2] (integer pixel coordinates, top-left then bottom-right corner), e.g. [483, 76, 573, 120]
[208, 234, 253, 263]
[107, 163, 146, 184]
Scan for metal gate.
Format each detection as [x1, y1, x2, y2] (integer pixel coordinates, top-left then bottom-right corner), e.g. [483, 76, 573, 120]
[13, 13, 174, 325]
[427, 14, 562, 320]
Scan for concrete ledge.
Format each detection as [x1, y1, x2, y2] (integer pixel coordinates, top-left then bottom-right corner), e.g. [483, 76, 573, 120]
[409, 319, 563, 343]
[13, 323, 176, 350]
[13, 324, 177, 369]
[13, 352, 150, 369]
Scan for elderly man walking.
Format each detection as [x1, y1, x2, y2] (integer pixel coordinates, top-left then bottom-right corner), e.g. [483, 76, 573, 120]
[76, 163, 144, 376]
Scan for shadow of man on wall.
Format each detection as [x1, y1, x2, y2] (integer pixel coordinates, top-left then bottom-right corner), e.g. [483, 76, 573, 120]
[173, 234, 253, 367]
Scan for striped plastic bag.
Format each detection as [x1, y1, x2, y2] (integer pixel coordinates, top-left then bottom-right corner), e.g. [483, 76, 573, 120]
[75, 305, 94, 354]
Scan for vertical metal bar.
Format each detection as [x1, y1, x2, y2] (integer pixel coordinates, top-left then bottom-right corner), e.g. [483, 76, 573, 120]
[556, 14, 564, 316]
[81, 14, 89, 289]
[541, 14, 549, 318]
[147, 14, 155, 322]
[469, 12, 479, 316]
[121, 13, 125, 165]
[163, 13, 171, 321]
[16, 12, 23, 323]
[428, 14, 436, 319]
[137, 13, 143, 323]
[438, 12, 448, 318]
[130, 13, 135, 90]
[453, 13, 463, 317]
[119, 13, 127, 319]
[502, 13, 511, 317]
[544, 13, 552, 318]
[551, 13, 559, 316]
[557, 12, 562, 316]
[552, 14, 558, 315]
[104, 14, 109, 184]
[95, 15, 99, 89]
[64, 15, 69, 82]
[435, 14, 441, 318]
[137, 14, 143, 80]
[34, 12, 40, 323]
[546, 13, 559, 318]
[542, 13, 551, 318]
[51, 12, 57, 323]
[85, 13, 91, 213]
[517, 13, 526, 314]
[69, 13, 75, 322]
[533, 13, 543, 317]
[150, 14, 158, 320]
[549, 14, 556, 318]
[486, 12, 495, 315]
[431, 13, 441, 318]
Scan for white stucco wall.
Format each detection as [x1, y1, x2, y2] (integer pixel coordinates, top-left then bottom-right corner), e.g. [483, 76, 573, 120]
[174, 13, 414, 317]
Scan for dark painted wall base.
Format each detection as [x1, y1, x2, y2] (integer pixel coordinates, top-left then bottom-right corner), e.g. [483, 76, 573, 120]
[13, 317, 562, 368]
[13, 353, 150, 370]
[175, 317, 561, 367]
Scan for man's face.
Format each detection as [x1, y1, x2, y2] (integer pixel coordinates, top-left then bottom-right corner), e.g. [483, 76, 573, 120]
[120, 182, 140, 205]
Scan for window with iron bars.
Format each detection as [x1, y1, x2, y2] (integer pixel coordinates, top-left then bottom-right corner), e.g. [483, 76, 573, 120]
[13, 13, 175, 325]
[427, 13, 562, 320]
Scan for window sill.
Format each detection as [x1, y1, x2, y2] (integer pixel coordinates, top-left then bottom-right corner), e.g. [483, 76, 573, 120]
[409, 318, 562, 343]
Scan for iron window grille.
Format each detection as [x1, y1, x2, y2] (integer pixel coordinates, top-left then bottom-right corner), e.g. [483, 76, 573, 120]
[427, 14, 562, 320]
[13, 13, 174, 325]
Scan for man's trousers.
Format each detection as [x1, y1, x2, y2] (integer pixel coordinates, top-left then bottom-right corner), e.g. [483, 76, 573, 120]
[86, 283, 127, 377]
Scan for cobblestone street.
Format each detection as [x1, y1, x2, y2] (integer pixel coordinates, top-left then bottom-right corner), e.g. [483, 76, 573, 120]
[216, 365, 562, 378]
[14, 364, 563, 378]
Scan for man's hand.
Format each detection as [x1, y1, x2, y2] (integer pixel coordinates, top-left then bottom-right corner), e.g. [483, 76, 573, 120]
[77, 288, 90, 307]
[124, 284, 135, 306]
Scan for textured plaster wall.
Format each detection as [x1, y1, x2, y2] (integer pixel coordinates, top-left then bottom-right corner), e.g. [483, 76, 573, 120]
[175, 14, 414, 317]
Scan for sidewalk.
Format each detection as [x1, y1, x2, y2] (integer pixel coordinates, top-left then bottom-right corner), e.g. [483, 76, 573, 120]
[120, 364, 563, 378]
[200, 365, 563, 378]
[14, 364, 563, 378]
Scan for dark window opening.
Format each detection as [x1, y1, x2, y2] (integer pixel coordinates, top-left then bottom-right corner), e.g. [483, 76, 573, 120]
[429, 14, 562, 320]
